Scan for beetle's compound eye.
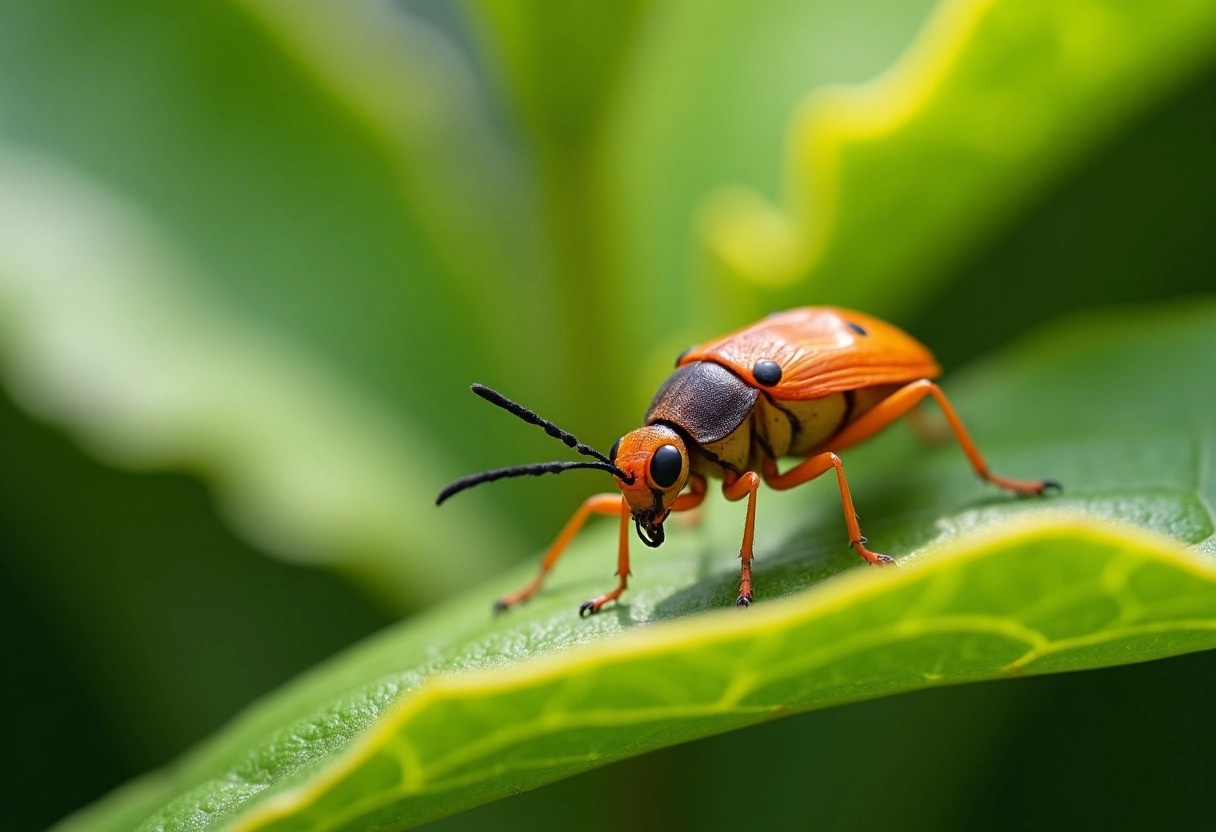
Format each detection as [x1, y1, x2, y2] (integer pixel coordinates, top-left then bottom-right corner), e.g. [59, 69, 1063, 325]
[847, 322, 868, 336]
[609, 437, 623, 464]
[649, 444, 683, 488]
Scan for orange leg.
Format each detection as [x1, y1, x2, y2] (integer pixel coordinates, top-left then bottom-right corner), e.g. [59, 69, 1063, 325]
[495, 493, 623, 612]
[672, 474, 709, 512]
[581, 476, 708, 616]
[823, 379, 1060, 496]
[762, 455, 893, 566]
[722, 472, 762, 607]
[579, 500, 633, 617]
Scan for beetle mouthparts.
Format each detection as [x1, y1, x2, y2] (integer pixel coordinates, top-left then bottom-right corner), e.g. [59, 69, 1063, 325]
[635, 515, 665, 548]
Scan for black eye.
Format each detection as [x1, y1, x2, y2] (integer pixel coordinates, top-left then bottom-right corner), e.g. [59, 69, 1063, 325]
[847, 322, 868, 336]
[649, 444, 683, 488]
[609, 437, 622, 463]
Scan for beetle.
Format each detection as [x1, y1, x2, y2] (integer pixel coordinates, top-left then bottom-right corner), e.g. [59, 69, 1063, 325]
[437, 306, 1059, 616]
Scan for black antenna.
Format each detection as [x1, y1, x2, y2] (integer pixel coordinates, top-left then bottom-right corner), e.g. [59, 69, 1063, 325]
[471, 384, 615, 466]
[436, 384, 633, 505]
[436, 460, 622, 505]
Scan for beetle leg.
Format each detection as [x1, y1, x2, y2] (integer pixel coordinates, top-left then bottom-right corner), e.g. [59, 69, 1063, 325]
[722, 472, 762, 607]
[822, 379, 1059, 496]
[580, 478, 706, 616]
[579, 499, 632, 617]
[762, 455, 894, 566]
[671, 474, 709, 512]
[495, 493, 624, 612]
[671, 475, 709, 529]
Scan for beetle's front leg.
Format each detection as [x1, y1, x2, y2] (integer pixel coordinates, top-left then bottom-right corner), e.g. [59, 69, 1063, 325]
[579, 478, 706, 617]
[496, 493, 624, 612]
[579, 499, 632, 617]
[722, 471, 761, 607]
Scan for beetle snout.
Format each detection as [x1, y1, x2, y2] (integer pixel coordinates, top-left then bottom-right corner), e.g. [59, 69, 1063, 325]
[633, 510, 667, 548]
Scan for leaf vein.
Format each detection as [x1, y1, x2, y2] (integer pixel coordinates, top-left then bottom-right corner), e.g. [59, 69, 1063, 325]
[1005, 618, 1216, 671]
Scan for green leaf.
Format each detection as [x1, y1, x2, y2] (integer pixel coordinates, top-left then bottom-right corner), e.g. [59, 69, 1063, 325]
[58, 300, 1216, 830]
[701, 0, 1216, 316]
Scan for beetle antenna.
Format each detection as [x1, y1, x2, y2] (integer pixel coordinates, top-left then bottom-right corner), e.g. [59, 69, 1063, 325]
[470, 384, 616, 466]
[436, 460, 625, 505]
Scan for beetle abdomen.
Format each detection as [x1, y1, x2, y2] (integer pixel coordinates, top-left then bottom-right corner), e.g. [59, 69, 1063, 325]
[755, 393, 847, 457]
[645, 361, 758, 446]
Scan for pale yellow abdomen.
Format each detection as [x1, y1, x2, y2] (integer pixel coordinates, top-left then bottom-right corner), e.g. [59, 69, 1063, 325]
[689, 385, 900, 479]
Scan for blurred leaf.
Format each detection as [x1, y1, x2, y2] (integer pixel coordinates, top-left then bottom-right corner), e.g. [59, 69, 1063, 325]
[458, 0, 655, 432]
[0, 382, 392, 819]
[590, 0, 938, 414]
[464, 0, 649, 156]
[462, 0, 929, 426]
[58, 300, 1216, 830]
[701, 0, 1216, 317]
[0, 147, 496, 606]
[601, 0, 937, 356]
[0, 0, 567, 602]
[905, 61, 1216, 370]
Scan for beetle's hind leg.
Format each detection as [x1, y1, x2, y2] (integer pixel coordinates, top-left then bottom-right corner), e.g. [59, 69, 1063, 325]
[823, 379, 1060, 496]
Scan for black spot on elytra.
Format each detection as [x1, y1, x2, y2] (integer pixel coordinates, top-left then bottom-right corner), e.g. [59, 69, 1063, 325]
[752, 359, 782, 387]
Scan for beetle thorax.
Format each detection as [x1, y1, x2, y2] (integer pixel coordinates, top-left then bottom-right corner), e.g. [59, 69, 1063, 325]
[645, 361, 759, 448]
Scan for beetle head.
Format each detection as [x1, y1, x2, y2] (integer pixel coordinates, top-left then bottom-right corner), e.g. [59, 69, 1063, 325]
[436, 386, 689, 552]
[609, 425, 689, 548]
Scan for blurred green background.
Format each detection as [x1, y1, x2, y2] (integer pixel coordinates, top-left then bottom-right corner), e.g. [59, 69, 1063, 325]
[2, 1, 1215, 830]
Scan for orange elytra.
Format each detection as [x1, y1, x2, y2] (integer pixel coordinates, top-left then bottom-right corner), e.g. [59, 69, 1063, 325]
[437, 307, 1060, 616]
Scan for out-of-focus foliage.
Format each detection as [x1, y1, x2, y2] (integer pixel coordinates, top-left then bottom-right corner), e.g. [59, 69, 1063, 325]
[1, 0, 1215, 830]
[0, 1, 529, 603]
[704, 0, 1216, 314]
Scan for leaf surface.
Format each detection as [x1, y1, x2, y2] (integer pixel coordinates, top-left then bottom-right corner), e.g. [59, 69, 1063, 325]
[58, 301, 1216, 830]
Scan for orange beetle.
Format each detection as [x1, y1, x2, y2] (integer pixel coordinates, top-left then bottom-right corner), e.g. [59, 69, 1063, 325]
[438, 307, 1059, 616]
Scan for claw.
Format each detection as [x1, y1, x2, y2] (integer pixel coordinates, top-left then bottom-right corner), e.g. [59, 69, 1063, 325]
[579, 600, 598, 618]
[852, 539, 896, 566]
[492, 599, 509, 615]
[736, 595, 752, 609]
[1040, 479, 1063, 495]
